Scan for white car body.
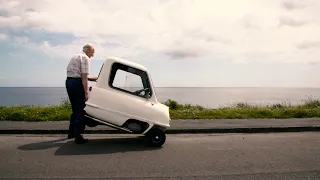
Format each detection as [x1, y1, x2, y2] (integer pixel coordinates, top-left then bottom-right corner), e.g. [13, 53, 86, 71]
[84, 57, 171, 138]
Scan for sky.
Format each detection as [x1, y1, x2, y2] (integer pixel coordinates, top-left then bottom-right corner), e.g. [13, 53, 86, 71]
[0, 0, 320, 87]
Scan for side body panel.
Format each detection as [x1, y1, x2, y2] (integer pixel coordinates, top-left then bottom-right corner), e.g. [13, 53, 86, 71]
[84, 57, 170, 128]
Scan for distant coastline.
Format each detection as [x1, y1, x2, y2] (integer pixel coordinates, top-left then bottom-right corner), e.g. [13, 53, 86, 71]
[1, 87, 320, 108]
[1, 86, 320, 88]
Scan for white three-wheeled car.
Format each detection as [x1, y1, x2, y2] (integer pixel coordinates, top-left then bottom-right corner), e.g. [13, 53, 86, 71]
[84, 57, 171, 147]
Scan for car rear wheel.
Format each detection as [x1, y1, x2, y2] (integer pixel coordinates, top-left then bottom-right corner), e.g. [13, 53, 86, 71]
[85, 118, 99, 127]
[146, 129, 166, 147]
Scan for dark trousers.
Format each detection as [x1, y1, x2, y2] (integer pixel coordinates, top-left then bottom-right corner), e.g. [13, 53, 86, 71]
[65, 77, 86, 137]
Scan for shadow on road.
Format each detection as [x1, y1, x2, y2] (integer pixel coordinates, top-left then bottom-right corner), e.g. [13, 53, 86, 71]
[18, 138, 68, 151]
[17, 136, 162, 155]
[54, 136, 162, 156]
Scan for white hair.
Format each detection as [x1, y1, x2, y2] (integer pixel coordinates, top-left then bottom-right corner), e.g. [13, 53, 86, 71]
[82, 43, 94, 53]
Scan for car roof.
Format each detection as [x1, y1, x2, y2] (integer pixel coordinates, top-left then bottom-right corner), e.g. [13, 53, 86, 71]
[105, 56, 148, 71]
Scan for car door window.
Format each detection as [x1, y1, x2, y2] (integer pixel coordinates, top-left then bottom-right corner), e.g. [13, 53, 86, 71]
[112, 69, 144, 92]
[109, 63, 152, 99]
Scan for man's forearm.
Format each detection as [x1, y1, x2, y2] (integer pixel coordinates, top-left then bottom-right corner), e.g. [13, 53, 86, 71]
[81, 74, 89, 95]
[82, 80, 88, 94]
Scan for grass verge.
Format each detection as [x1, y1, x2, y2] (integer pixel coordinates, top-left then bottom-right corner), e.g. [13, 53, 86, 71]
[165, 98, 320, 119]
[1, 98, 320, 121]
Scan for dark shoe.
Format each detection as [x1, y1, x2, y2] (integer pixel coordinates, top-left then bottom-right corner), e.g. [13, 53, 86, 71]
[67, 134, 75, 139]
[75, 136, 88, 144]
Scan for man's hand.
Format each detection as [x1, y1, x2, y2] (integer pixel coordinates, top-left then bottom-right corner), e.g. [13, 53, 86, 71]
[85, 92, 89, 101]
[88, 77, 98, 82]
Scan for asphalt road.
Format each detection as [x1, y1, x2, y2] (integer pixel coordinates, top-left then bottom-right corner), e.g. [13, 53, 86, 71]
[1, 133, 320, 179]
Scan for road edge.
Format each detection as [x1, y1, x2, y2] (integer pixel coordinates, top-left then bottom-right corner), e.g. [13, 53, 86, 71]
[1, 126, 320, 134]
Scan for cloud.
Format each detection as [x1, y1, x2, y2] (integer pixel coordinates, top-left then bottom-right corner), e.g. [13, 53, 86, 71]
[165, 49, 202, 59]
[278, 16, 308, 27]
[0, 33, 7, 40]
[0, 0, 320, 64]
[240, 15, 261, 30]
[281, 0, 307, 10]
[0, 0, 20, 11]
[186, 29, 232, 44]
[297, 41, 320, 49]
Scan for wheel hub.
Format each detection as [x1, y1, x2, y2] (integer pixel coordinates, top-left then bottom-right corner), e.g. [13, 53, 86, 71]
[146, 129, 166, 147]
[153, 135, 161, 142]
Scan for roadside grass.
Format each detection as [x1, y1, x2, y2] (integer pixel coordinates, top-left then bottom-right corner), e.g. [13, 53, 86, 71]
[1, 98, 320, 121]
[163, 98, 320, 119]
[0, 98, 71, 121]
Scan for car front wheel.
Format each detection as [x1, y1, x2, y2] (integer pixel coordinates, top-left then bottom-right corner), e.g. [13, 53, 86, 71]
[146, 129, 166, 147]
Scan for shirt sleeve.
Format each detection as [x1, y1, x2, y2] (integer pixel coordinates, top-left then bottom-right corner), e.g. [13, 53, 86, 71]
[80, 55, 90, 74]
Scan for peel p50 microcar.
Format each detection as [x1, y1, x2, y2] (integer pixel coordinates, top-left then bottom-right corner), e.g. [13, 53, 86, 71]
[84, 57, 171, 147]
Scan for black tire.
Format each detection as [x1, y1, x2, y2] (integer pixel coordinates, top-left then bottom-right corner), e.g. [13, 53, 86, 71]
[146, 129, 166, 147]
[85, 118, 99, 127]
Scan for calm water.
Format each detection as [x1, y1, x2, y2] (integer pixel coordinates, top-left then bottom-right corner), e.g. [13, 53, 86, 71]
[1, 87, 320, 108]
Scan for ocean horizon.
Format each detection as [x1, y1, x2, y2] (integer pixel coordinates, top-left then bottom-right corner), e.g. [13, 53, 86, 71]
[1, 87, 320, 108]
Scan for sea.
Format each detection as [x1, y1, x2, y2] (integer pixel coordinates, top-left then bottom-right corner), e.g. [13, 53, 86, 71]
[1, 87, 320, 108]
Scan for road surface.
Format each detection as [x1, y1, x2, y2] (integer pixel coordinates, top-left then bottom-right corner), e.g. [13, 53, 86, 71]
[1, 133, 320, 179]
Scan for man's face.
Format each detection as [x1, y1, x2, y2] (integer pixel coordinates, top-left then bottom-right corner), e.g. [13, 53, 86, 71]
[87, 48, 95, 58]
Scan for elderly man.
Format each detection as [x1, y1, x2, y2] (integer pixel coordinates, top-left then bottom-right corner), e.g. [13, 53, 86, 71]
[65, 44, 98, 144]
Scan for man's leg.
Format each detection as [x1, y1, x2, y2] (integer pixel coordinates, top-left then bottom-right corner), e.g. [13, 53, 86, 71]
[65, 79, 76, 139]
[68, 113, 74, 137]
[72, 82, 88, 144]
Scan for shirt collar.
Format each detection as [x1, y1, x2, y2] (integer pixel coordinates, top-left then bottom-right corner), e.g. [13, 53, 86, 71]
[81, 52, 90, 58]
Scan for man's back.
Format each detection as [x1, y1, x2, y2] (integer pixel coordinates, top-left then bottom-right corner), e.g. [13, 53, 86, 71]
[67, 53, 90, 78]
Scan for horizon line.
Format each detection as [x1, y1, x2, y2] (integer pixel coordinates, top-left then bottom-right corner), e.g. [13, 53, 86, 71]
[1, 86, 320, 88]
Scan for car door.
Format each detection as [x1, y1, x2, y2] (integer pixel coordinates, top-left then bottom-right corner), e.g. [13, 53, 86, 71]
[108, 64, 154, 121]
